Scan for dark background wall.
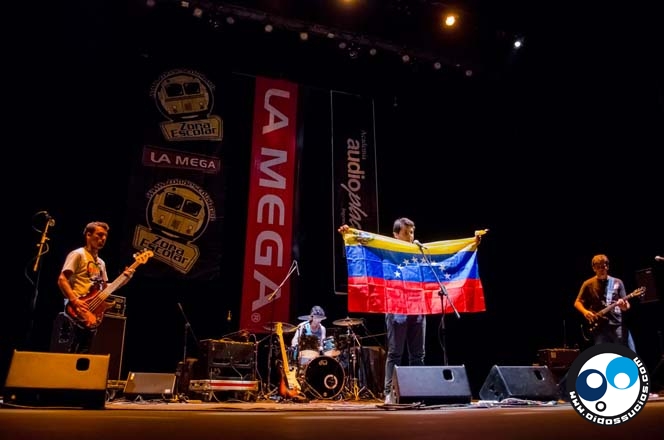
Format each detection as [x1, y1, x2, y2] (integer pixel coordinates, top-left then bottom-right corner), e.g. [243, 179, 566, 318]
[6, 1, 663, 395]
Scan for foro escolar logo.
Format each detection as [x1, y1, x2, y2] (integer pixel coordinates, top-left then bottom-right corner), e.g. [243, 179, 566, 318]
[567, 343, 649, 425]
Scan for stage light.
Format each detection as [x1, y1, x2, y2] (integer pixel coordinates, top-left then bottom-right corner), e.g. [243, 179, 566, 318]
[513, 38, 524, 49]
[369, 48, 377, 56]
[146, 0, 156, 7]
[226, 16, 235, 25]
[192, 7, 203, 18]
[264, 23, 273, 32]
[300, 32, 309, 41]
[433, 62, 441, 70]
[443, 14, 457, 27]
[401, 54, 410, 63]
[338, 42, 347, 49]
[327, 32, 336, 39]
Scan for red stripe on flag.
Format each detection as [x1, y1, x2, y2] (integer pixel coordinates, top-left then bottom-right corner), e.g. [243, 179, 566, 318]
[347, 277, 485, 314]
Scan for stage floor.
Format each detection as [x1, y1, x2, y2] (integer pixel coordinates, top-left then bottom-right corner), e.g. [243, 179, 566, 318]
[1, 394, 663, 440]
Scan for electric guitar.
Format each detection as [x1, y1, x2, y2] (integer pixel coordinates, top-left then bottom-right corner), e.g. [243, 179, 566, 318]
[275, 322, 303, 399]
[65, 249, 153, 329]
[581, 286, 646, 341]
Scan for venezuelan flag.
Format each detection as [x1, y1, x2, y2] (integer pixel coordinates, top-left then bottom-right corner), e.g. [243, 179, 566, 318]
[341, 228, 486, 314]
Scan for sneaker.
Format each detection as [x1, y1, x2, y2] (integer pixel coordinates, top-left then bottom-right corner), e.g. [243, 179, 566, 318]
[384, 392, 394, 404]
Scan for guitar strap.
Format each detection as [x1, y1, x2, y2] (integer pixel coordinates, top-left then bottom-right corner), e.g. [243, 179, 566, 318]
[604, 276, 614, 307]
[604, 276, 623, 323]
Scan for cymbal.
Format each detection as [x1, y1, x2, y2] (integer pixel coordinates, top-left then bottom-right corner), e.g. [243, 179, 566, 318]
[297, 314, 327, 321]
[263, 322, 297, 333]
[333, 317, 364, 327]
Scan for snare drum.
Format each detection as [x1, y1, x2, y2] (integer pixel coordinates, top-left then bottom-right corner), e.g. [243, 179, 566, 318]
[322, 336, 340, 358]
[298, 334, 320, 366]
[301, 356, 345, 399]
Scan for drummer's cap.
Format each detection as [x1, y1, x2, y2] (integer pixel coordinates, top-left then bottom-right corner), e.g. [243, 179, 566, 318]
[310, 305, 326, 320]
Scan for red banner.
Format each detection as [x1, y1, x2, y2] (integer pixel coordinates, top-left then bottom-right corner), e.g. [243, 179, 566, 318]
[240, 77, 299, 333]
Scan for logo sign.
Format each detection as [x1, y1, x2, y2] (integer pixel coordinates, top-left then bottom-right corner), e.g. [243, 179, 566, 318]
[567, 343, 650, 425]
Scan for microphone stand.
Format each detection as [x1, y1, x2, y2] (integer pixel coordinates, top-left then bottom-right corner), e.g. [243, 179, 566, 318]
[416, 244, 460, 366]
[26, 212, 55, 347]
[264, 260, 300, 399]
[177, 302, 198, 399]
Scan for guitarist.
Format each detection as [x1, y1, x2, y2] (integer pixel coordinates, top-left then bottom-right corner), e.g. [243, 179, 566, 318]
[56, 221, 135, 353]
[574, 254, 636, 351]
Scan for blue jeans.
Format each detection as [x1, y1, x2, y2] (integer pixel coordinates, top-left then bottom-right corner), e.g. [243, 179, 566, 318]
[595, 323, 636, 352]
[384, 313, 426, 396]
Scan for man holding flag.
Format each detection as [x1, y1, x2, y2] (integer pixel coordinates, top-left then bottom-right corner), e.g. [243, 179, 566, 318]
[338, 218, 485, 404]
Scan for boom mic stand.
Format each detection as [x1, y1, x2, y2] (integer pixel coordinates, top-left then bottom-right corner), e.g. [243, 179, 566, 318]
[415, 243, 460, 366]
[263, 260, 300, 400]
[177, 302, 199, 399]
[25, 211, 55, 347]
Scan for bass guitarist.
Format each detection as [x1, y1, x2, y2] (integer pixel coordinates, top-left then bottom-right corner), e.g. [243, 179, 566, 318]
[56, 221, 134, 353]
[574, 254, 636, 351]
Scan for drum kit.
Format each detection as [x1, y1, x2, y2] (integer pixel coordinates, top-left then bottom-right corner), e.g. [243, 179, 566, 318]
[261, 316, 375, 401]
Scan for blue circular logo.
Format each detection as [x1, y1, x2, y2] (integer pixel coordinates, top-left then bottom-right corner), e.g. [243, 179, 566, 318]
[567, 343, 649, 425]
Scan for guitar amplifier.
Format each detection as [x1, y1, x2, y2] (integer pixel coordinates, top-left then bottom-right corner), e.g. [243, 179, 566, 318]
[105, 295, 126, 317]
[536, 348, 579, 370]
[194, 340, 256, 380]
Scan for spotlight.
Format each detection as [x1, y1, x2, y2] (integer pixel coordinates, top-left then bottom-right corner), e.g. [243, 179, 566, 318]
[401, 54, 410, 63]
[226, 16, 235, 25]
[443, 14, 457, 27]
[299, 32, 309, 41]
[146, 0, 156, 7]
[369, 48, 377, 56]
[192, 7, 203, 18]
[327, 32, 336, 39]
[264, 24, 273, 33]
[433, 61, 441, 70]
[338, 42, 347, 49]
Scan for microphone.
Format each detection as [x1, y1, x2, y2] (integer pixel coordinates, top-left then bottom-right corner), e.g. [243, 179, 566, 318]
[655, 256, 664, 262]
[413, 240, 428, 250]
[42, 211, 55, 226]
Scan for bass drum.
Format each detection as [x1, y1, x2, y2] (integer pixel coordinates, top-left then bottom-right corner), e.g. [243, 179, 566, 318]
[301, 356, 345, 400]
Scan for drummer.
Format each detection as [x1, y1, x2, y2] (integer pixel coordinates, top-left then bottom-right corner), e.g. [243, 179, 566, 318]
[291, 305, 327, 362]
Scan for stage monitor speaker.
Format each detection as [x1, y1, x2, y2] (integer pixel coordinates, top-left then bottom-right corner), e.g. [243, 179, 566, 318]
[50, 312, 126, 381]
[392, 365, 472, 405]
[3, 350, 110, 409]
[479, 365, 560, 402]
[124, 372, 177, 398]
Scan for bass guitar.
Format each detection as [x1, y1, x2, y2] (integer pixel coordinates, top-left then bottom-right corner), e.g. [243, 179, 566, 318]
[581, 286, 646, 341]
[65, 249, 153, 329]
[275, 322, 303, 399]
